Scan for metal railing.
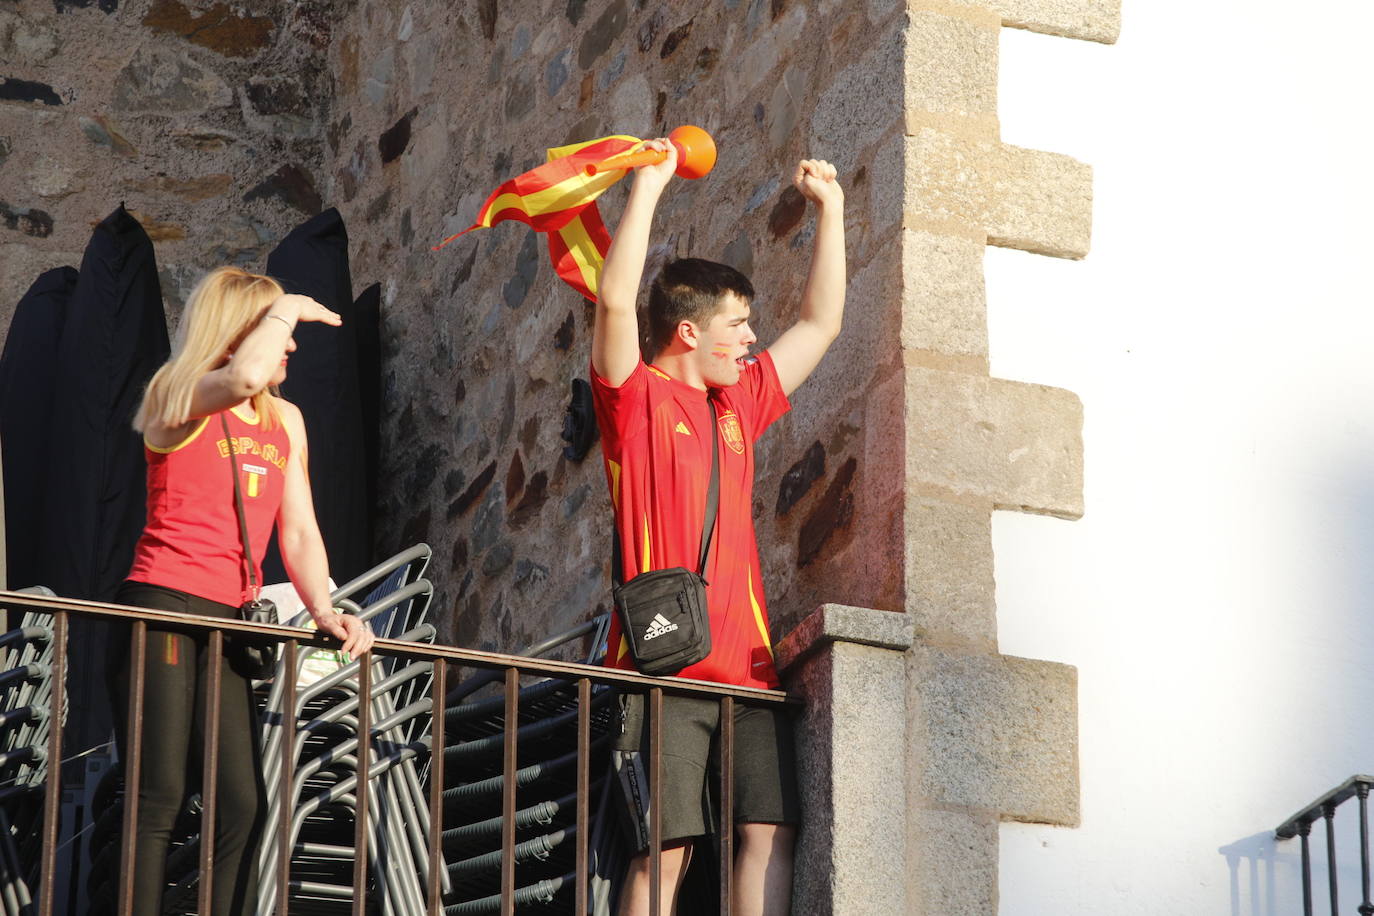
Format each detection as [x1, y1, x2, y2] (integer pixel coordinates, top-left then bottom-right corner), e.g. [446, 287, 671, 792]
[0, 587, 795, 915]
[1275, 774, 1374, 916]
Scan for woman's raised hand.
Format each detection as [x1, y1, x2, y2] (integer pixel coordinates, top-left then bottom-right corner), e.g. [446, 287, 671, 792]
[268, 293, 343, 328]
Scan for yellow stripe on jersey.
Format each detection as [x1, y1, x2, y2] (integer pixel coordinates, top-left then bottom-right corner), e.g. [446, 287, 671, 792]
[641, 516, 652, 575]
[608, 459, 621, 511]
[616, 634, 630, 662]
[747, 569, 773, 657]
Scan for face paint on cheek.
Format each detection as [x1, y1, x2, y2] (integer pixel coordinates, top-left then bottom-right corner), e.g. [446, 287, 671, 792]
[711, 345, 732, 359]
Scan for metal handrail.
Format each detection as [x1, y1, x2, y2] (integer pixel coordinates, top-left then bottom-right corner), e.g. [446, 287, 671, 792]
[1276, 774, 1374, 916]
[0, 587, 795, 915]
[0, 589, 796, 703]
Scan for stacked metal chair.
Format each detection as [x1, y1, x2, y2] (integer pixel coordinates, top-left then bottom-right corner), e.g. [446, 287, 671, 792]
[440, 615, 625, 915]
[0, 588, 59, 916]
[247, 543, 441, 915]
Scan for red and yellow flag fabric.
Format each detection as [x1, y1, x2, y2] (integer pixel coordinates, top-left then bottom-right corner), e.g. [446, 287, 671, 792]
[435, 134, 643, 301]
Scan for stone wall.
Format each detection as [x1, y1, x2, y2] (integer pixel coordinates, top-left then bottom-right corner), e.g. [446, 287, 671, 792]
[2, 1, 1121, 910]
[0, 0, 342, 322]
[326, 0, 919, 651]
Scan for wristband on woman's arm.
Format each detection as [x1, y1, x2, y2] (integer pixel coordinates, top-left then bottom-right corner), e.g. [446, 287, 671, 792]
[262, 313, 294, 331]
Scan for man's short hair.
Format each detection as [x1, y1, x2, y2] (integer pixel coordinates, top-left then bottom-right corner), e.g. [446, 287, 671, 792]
[647, 258, 755, 355]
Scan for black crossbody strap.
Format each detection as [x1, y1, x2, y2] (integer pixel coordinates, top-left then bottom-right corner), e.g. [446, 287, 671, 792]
[697, 400, 721, 579]
[220, 411, 259, 601]
[612, 399, 721, 587]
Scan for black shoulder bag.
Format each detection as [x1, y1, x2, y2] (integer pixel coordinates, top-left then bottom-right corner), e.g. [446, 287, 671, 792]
[611, 401, 718, 676]
[221, 413, 278, 680]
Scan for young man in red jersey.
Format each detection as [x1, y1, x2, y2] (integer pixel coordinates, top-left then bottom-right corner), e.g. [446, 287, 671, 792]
[590, 137, 845, 916]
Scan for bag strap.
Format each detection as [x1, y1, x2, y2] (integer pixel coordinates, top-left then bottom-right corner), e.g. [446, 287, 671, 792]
[612, 399, 720, 587]
[220, 411, 259, 602]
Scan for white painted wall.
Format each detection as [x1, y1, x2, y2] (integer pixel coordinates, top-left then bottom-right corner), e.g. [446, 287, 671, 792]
[990, 2, 1374, 913]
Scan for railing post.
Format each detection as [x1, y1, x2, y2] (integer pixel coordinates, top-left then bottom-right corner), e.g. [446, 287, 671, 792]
[352, 651, 372, 916]
[649, 686, 663, 916]
[1359, 783, 1373, 916]
[501, 667, 519, 916]
[278, 638, 298, 916]
[37, 610, 66, 914]
[719, 695, 734, 916]
[575, 677, 591, 915]
[1325, 802, 1339, 914]
[427, 659, 447, 915]
[197, 630, 225, 914]
[118, 620, 147, 916]
[1299, 820, 1313, 916]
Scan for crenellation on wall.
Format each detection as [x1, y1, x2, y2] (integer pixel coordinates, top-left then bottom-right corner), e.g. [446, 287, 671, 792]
[934, 0, 1122, 44]
[904, 5, 1002, 143]
[906, 367, 1085, 518]
[902, 130, 1094, 261]
[908, 646, 1081, 825]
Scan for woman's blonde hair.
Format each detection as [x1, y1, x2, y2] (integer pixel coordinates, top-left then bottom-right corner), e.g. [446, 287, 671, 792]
[135, 266, 285, 433]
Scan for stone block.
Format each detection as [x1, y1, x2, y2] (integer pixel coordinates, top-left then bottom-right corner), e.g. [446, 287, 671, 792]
[905, 806, 999, 916]
[779, 605, 914, 915]
[776, 603, 914, 671]
[810, 23, 904, 174]
[112, 46, 233, 112]
[903, 496, 996, 650]
[0, 11, 61, 63]
[948, 0, 1123, 44]
[909, 646, 1079, 825]
[141, 0, 275, 58]
[730, 5, 808, 106]
[903, 129, 1093, 259]
[904, 6, 1001, 142]
[905, 365, 1084, 519]
[900, 229, 988, 367]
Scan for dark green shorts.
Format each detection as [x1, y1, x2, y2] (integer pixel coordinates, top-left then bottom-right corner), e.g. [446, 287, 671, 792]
[611, 692, 800, 849]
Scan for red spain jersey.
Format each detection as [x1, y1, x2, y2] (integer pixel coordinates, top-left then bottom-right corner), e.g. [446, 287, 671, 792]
[127, 405, 291, 607]
[591, 353, 791, 688]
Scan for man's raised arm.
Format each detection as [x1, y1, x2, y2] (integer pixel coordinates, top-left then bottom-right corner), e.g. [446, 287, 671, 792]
[591, 139, 678, 387]
[766, 158, 846, 397]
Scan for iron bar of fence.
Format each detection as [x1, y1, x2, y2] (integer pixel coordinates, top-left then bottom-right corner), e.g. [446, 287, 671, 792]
[719, 695, 734, 916]
[1300, 821, 1313, 916]
[649, 686, 663, 916]
[117, 621, 148, 916]
[427, 659, 446, 915]
[1360, 784, 1373, 916]
[1326, 803, 1339, 914]
[37, 610, 66, 915]
[278, 638, 297, 916]
[576, 676, 591, 916]
[197, 630, 225, 914]
[352, 651, 372, 916]
[501, 667, 518, 916]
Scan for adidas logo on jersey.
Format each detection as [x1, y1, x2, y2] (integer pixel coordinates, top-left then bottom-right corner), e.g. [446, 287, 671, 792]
[674, 421, 692, 436]
[643, 613, 679, 641]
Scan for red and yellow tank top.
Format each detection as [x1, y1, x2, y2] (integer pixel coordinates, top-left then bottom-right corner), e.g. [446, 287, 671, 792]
[127, 404, 291, 607]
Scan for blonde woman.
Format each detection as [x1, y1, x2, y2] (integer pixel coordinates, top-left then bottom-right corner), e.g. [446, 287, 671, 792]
[108, 266, 373, 915]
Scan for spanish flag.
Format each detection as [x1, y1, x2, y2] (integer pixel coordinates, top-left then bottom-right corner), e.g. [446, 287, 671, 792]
[435, 134, 643, 302]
